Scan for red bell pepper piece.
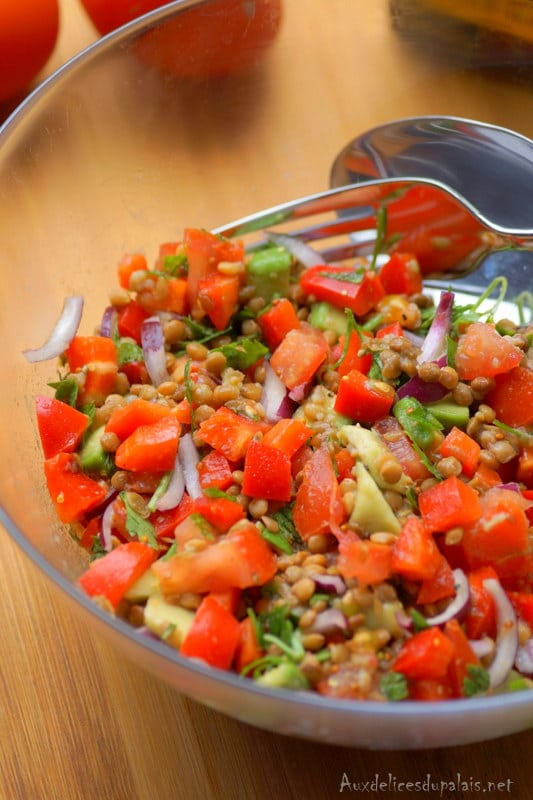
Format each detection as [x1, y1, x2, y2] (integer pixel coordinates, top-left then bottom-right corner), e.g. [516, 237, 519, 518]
[235, 615, 263, 672]
[375, 321, 403, 339]
[114, 415, 180, 472]
[270, 323, 329, 390]
[118, 360, 149, 386]
[334, 369, 395, 423]
[197, 450, 234, 491]
[416, 554, 456, 605]
[150, 493, 195, 540]
[117, 300, 150, 344]
[152, 522, 277, 595]
[105, 397, 177, 440]
[242, 440, 292, 502]
[461, 487, 529, 568]
[197, 406, 264, 463]
[485, 367, 533, 427]
[44, 453, 108, 523]
[183, 227, 244, 310]
[66, 335, 118, 371]
[335, 329, 373, 377]
[517, 446, 533, 489]
[258, 298, 300, 350]
[180, 595, 241, 670]
[197, 272, 240, 331]
[334, 448, 356, 481]
[392, 627, 455, 680]
[337, 534, 393, 587]
[409, 677, 453, 702]
[418, 475, 482, 533]
[391, 516, 442, 581]
[507, 591, 533, 627]
[35, 395, 89, 459]
[455, 322, 522, 381]
[191, 495, 245, 534]
[293, 446, 344, 540]
[438, 426, 481, 478]
[443, 619, 481, 699]
[261, 418, 313, 457]
[300, 264, 385, 316]
[379, 252, 423, 296]
[464, 565, 498, 639]
[78, 541, 158, 609]
[117, 253, 148, 290]
[208, 587, 241, 614]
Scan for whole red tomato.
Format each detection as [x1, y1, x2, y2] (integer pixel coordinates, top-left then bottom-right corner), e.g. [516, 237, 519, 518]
[0, 0, 59, 102]
[80, 0, 282, 78]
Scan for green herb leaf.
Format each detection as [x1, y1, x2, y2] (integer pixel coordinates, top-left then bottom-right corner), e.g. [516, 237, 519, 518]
[260, 526, 294, 555]
[463, 664, 490, 698]
[318, 268, 365, 284]
[147, 473, 171, 513]
[89, 535, 107, 562]
[332, 309, 357, 370]
[409, 608, 429, 632]
[493, 419, 533, 443]
[370, 205, 387, 271]
[270, 505, 303, 549]
[213, 337, 269, 370]
[162, 253, 188, 276]
[393, 396, 443, 450]
[203, 487, 238, 502]
[380, 671, 409, 701]
[117, 340, 144, 366]
[120, 492, 158, 548]
[48, 378, 79, 407]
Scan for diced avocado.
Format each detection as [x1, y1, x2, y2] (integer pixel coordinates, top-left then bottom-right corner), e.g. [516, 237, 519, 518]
[340, 424, 412, 494]
[124, 567, 160, 602]
[79, 425, 115, 476]
[256, 662, 309, 690]
[144, 593, 194, 649]
[246, 244, 292, 302]
[349, 461, 401, 535]
[308, 301, 348, 336]
[364, 598, 404, 638]
[425, 400, 470, 429]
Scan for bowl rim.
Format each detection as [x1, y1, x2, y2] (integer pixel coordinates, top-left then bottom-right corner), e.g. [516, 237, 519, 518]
[1, 0, 532, 732]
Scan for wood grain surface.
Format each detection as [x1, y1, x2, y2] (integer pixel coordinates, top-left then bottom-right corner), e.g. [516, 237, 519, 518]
[2, 2, 533, 798]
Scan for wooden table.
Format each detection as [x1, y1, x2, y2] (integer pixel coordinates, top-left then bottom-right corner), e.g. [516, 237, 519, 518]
[2, 2, 533, 798]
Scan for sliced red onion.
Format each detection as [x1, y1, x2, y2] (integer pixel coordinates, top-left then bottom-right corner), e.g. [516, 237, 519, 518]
[100, 305, 118, 338]
[100, 500, 115, 552]
[261, 361, 290, 422]
[309, 608, 349, 637]
[515, 639, 533, 675]
[395, 610, 414, 633]
[310, 573, 347, 596]
[423, 569, 469, 627]
[266, 231, 325, 268]
[141, 315, 169, 387]
[403, 330, 425, 348]
[178, 433, 202, 499]
[469, 637, 495, 660]
[483, 577, 518, 688]
[497, 482, 521, 493]
[155, 455, 185, 512]
[277, 393, 297, 419]
[395, 375, 449, 403]
[288, 380, 312, 403]
[417, 291, 454, 365]
[23, 295, 84, 363]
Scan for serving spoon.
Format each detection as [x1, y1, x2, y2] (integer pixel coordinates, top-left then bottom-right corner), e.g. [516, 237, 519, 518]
[329, 115, 533, 296]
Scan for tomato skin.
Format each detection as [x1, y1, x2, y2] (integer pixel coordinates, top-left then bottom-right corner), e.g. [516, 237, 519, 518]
[461, 488, 529, 568]
[337, 535, 393, 587]
[44, 453, 108, 524]
[114, 415, 180, 472]
[0, 0, 59, 102]
[391, 516, 442, 582]
[300, 265, 385, 316]
[78, 542, 158, 609]
[35, 396, 89, 459]
[270, 323, 329, 391]
[484, 367, 533, 427]
[455, 322, 522, 381]
[392, 627, 455, 681]
[180, 596, 241, 670]
[293, 446, 344, 540]
[334, 369, 395, 423]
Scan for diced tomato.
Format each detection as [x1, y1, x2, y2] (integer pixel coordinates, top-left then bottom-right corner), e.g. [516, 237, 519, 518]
[180, 595, 241, 670]
[197, 406, 263, 462]
[270, 323, 328, 390]
[173, 398, 193, 425]
[517, 446, 533, 488]
[258, 298, 300, 350]
[117, 253, 148, 290]
[105, 397, 176, 440]
[464, 565, 498, 640]
[455, 322, 523, 381]
[334, 369, 395, 423]
[118, 360, 149, 386]
[117, 300, 150, 344]
[208, 587, 241, 614]
[461, 487, 529, 568]
[334, 448, 356, 481]
[443, 619, 481, 698]
[336, 329, 373, 377]
[35, 395, 89, 459]
[150, 493, 195, 540]
[192, 495, 245, 534]
[337, 534, 393, 586]
[78, 541, 157, 609]
[293, 446, 344, 540]
[438, 426, 481, 478]
[507, 591, 533, 627]
[114, 415, 180, 472]
[471, 462, 502, 490]
[261, 418, 313, 457]
[173, 513, 217, 549]
[379, 252, 423, 296]
[409, 677, 453, 702]
[525, 489, 533, 526]
[418, 476, 482, 533]
[152, 522, 277, 594]
[44, 452, 108, 523]
[66, 335, 118, 371]
[392, 627, 455, 680]
[416, 554, 456, 605]
[373, 416, 431, 481]
[391, 516, 441, 582]
[485, 367, 533, 427]
[300, 264, 385, 316]
[242, 440, 292, 502]
[197, 450, 234, 491]
[82, 362, 119, 406]
[375, 321, 403, 339]
[183, 227, 244, 310]
[198, 272, 240, 331]
[235, 616, 263, 672]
